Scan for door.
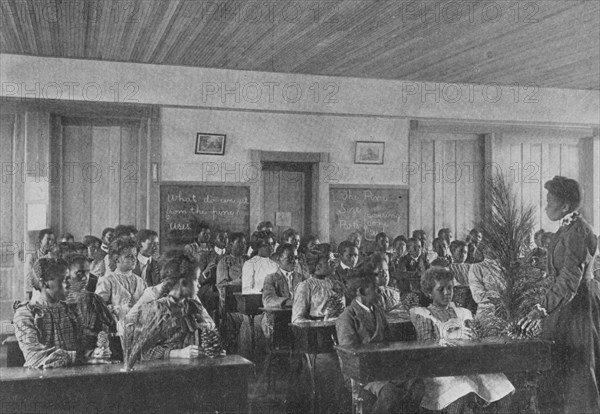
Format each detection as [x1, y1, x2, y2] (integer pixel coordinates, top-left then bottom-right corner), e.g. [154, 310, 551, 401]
[55, 117, 147, 240]
[262, 162, 313, 242]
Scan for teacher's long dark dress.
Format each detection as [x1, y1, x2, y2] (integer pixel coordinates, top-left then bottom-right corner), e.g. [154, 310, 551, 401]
[540, 214, 600, 414]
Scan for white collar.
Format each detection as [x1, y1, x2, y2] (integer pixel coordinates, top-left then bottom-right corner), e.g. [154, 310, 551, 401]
[340, 262, 350, 270]
[561, 211, 580, 227]
[355, 297, 372, 313]
[214, 246, 226, 255]
[137, 253, 150, 265]
[280, 268, 293, 278]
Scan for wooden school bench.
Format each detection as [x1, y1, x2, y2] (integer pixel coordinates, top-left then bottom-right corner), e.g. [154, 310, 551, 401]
[336, 337, 552, 414]
[0, 355, 254, 414]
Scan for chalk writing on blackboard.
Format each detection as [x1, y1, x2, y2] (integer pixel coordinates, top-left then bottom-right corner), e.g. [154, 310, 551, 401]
[329, 187, 408, 245]
[160, 185, 250, 248]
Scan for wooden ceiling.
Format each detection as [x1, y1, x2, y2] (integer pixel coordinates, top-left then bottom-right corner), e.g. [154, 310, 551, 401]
[1, 0, 599, 90]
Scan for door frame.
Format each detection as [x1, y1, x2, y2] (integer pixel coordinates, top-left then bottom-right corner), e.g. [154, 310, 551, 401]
[249, 150, 330, 240]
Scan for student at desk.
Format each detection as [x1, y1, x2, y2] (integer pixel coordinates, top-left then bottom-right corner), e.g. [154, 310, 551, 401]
[65, 254, 116, 356]
[336, 273, 420, 414]
[292, 253, 344, 322]
[262, 243, 306, 337]
[242, 231, 278, 294]
[128, 251, 217, 362]
[330, 241, 359, 304]
[216, 232, 248, 352]
[14, 258, 90, 368]
[411, 267, 514, 413]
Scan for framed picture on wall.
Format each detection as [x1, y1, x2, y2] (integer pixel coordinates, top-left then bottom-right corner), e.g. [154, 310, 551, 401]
[354, 141, 385, 164]
[195, 133, 226, 155]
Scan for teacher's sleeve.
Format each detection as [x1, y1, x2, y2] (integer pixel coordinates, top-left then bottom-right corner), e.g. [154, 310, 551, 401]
[542, 226, 597, 315]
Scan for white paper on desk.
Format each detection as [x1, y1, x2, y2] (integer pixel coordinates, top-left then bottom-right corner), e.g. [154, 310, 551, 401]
[27, 204, 47, 231]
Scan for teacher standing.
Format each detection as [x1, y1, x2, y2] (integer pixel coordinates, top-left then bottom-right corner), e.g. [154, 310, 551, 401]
[519, 176, 600, 414]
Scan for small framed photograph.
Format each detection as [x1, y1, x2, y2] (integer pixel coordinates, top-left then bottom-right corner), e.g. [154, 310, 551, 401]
[354, 141, 385, 164]
[195, 133, 226, 155]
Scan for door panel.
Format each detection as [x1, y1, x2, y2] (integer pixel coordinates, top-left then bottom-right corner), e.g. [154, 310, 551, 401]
[262, 163, 309, 242]
[59, 119, 142, 240]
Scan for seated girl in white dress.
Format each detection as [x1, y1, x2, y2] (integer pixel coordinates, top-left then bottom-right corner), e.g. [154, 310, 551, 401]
[410, 267, 514, 413]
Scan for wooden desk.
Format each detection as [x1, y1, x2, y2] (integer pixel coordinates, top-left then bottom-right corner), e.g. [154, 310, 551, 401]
[0, 355, 253, 413]
[291, 315, 415, 355]
[259, 307, 293, 350]
[336, 337, 552, 414]
[221, 284, 242, 313]
[234, 293, 263, 355]
[290, 316, 415, 414]
[256, 307, 294, 399]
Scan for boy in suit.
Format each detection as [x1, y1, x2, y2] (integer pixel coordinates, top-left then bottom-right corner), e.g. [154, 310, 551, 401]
[133, 229, 160, 287]
[336, 273, 419, 414]
[331, 241, 359, 303]
[261, 243, 306, 338]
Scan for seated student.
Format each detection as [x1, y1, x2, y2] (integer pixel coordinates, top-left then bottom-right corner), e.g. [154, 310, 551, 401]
[447, 240, 479, 322]
[299, 234, 321, 261]
[246, 221, 274, 256]
[216, 232, 247, 352]
[413, 229, 435, 265]
[95, 238, 147, 359]
[25, 228, 55, 300]
[397, 238, 431, 306]
[262, 243, 306, 308]
[100, 227, 114, 256]
[262, 243, 306, 338]
[72, 242, 88, 257]
[65, 248, 98, 294]
[373, 232, 392, 259]
[293, 253, 344, 322]
[204, 230, 230, 320]
[14, 258, 85, 368]
[336, 273, 419, 414]
[103, 225, 138, 277]
[126, 250, 215, 329]
[396, 238, 429, 273]
[64, 254, 116, 357]
[410, 268, 514, 413]
[467, 257, 506, 318]
[133, 229, 161, 287]
[242, 231, 278, 294]
[466, 229, 485, 264]
[528, 229, 550, 271]
[390, 235, 407, 272]
[216, 232, 247, 292]
[331, 241, 359, 303]
[83, 235, 105, 282]
[127, 251, 217, 363]
[430, 237, 452, 267]
[59, 233, 75, 243]
[282, 228, 310, 277]
[437, 228, 453, 246]
[184, 222, 212, 262]
[366, 253, 403, 315]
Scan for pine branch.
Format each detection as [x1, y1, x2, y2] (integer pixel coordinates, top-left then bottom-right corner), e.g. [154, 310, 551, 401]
[474, 174, 547, 336]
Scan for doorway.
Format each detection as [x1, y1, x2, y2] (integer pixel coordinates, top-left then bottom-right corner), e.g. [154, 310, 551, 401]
[262, 162, 313, 242]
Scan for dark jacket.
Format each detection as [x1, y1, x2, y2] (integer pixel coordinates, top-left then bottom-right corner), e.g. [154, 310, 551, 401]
[133, 257, 161, 287]
[262, 269, 306, 308]
[335, 298, 389, 346]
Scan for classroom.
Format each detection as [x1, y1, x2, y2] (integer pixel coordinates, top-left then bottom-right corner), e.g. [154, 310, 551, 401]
[1, 1, 599, 413]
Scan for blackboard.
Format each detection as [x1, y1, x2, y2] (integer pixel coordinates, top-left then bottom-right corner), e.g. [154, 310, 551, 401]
[160, 184, 250, 249]
[329, 186, 409, 248]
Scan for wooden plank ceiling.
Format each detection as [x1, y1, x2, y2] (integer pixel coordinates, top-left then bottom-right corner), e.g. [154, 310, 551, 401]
[1, 0, 599, 90]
